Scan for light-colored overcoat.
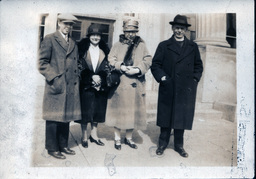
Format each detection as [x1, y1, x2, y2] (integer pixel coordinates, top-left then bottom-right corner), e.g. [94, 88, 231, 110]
[105, 36, 152, 130]
[38, 31, 81, 122]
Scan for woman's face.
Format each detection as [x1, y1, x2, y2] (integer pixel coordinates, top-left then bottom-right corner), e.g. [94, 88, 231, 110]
[90, 34, 101, 46]
[124, 31, 137, 41]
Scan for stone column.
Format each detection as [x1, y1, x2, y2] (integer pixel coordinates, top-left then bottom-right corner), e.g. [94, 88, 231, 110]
[195, 14, 230, 47]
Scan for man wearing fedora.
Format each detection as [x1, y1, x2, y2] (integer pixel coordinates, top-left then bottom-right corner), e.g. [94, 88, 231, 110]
[151, 14, 203, 157]
[38, 14, 81, 159]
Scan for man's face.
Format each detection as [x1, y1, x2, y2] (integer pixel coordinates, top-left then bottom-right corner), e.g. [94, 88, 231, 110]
[124, 31, 137, 41]
[58, 21, 73, 35]
[89, 34, 101, 46]
[172, 25, 187, 40]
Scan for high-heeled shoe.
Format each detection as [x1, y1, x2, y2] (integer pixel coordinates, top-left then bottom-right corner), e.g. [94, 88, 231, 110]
[89, 136, 105, 146]
[114, 140, 121, 150]
[81, 138, 88, 148]
[124, 138, 138, 149]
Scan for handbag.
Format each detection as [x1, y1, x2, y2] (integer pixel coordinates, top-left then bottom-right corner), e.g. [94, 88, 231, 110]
[105, 62, 120, 88]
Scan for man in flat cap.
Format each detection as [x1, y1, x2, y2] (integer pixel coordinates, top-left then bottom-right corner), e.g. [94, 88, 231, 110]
[38, 13, 81, 159]
[151, 14, 203, 157]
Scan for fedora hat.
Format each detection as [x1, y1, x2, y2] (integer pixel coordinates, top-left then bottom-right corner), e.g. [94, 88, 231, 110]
[123, 19, 139, 32]
[58, 13, 78, 24]
[87, 24, 102, 37]
[169, 14, 191, 27]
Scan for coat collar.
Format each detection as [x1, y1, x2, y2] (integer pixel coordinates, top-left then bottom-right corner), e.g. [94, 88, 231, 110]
[54, 31, 76, 56]
[166, 36, 194, 62]
[83, 48, 106, 73]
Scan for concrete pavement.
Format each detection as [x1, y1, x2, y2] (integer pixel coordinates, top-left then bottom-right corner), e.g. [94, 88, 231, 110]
[31, 87, 237, 177]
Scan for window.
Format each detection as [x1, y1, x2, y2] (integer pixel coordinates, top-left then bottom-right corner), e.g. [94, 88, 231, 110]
[226, 13, 236, 48]
[185, 14, 196, 41]
[70, 16, 115, 48]
[71, 20, 82, 42]
[38, 14, 48, 47]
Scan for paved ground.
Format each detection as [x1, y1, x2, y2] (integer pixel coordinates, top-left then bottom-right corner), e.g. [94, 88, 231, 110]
[30, 87, 237, 177]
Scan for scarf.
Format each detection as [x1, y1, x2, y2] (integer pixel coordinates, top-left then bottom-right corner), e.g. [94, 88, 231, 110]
[119, 34, 142, 66]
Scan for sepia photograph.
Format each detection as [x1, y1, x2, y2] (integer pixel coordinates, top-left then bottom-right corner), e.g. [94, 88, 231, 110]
[0, 0, 254, 178]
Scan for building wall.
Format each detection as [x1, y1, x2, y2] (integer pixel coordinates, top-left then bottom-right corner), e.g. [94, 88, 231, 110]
[38, 13, 237, 119]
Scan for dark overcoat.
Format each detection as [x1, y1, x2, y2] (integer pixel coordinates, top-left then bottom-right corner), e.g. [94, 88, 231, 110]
[76, 38, 110, 124]
[38, 31, 81, 122]
[151, 36, 203, 130]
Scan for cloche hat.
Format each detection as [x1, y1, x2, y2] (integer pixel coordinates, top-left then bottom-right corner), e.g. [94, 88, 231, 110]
[87, 24, 102, 37]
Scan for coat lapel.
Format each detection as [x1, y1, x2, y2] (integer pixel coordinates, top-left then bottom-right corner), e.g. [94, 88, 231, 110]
[84, 52, 94, 71]
[176, 38, 194, 63]
[167, 37, 181, 55]
[95, 49, 105, 73]
[67, 37, 76, 56]
[54, 31, 69, 52]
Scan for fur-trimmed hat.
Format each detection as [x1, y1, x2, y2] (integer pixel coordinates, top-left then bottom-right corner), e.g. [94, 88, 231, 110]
[123, 19, 139, 32]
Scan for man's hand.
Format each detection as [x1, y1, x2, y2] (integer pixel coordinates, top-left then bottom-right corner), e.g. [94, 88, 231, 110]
[161, 76, 167, 81]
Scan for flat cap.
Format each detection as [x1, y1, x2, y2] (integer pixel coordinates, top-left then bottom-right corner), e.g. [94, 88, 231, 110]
[58, 13, 78, 24]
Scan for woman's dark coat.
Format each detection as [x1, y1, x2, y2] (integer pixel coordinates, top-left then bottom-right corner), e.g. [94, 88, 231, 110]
[76, 38, 110, 124]
[151, 36, 203, 130]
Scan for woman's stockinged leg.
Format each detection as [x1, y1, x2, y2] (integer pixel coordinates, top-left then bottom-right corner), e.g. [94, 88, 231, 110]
[90, 122, 98, 139]
[81, 124, 88, 141]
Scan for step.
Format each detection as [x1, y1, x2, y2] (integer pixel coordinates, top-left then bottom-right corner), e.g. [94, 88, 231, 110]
[194, 109, 223, 120]
[146, 108, 223, 122]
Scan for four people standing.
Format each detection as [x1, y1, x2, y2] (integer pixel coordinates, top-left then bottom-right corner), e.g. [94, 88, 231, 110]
[105, 19, 152, 150]
[39, 14, 202, 159]
[76, 24, 110, 148]
[151, 14, 203, 157]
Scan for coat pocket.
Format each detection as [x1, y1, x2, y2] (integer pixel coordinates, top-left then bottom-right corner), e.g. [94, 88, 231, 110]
[48, 75, 65, 94]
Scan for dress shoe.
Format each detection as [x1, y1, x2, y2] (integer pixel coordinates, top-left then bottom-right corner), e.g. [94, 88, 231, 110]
[124, 138, 138, 149]
[114, 140, 121, 150]
[48, 151, 66, 159]
[81, 138, 88, 148]
[156, 146, 166, 155]
[174, 146, 189, 158]
[60, 147, 76, 155]
[89, 136, 105, 146]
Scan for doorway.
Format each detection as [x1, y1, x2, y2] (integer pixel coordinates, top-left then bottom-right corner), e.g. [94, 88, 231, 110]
[71, 16, 115, 48]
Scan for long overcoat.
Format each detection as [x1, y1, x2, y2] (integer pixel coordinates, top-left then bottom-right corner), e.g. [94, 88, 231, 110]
[38, 31, 81, 122]
[76, 38, 110, 124]
[105, 35, 152, 130]
[151, 36, 203, 130]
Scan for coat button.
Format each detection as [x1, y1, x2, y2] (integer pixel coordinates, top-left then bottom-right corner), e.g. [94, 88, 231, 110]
[67, 82, 69, 85]
[74, 82, 77, 85]
[74, 70, 77, 73]
[66, 69, 69, 72]
[74, 57, 76, 60]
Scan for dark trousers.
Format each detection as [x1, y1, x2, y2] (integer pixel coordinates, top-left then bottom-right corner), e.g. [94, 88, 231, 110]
[158, 127, 184, 148]
[45, 121, 70, 152]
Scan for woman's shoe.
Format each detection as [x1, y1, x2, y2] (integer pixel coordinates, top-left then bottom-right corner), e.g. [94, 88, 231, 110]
[81, 138, 88, 148]
[114, 140, 121, 150]
[89, 136, 105, 146]
[124, 138, 138, 149]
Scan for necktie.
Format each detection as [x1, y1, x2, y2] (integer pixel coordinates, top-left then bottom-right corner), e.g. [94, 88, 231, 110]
[65, 35, 69, 43]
